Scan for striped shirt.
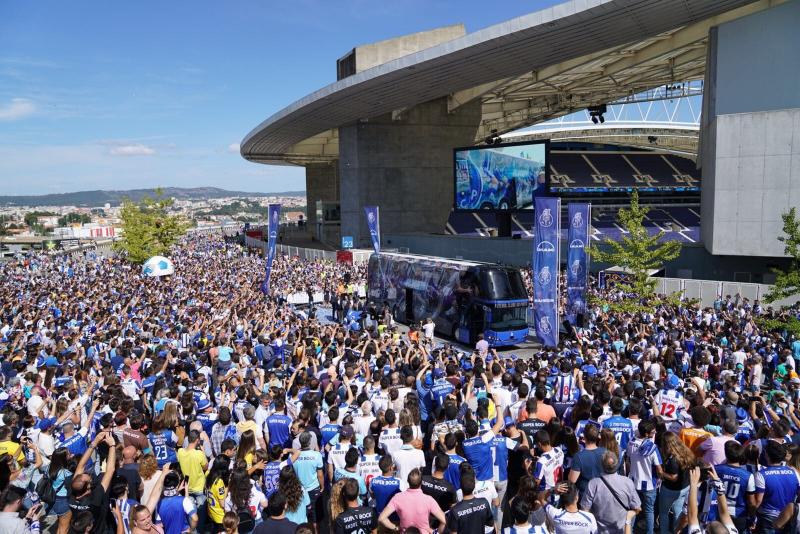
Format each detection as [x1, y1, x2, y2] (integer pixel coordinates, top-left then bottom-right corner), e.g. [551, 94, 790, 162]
[627, 438, 662, 491]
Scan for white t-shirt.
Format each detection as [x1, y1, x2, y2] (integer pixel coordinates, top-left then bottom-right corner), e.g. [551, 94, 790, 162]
[545, 505, 598, 534]
[422, 322, 435, 340]
[391, 444, 426, 491]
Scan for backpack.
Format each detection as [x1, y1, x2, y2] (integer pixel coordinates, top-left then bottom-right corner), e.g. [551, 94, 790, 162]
[35, 471, 69, 509]
[236, 507, 255, 533]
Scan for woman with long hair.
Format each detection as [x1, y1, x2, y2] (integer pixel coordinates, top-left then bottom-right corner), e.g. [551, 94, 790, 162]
[235, 430, 257, 469]
[222, 511, 239, 534]
[501, 475, 549, 530]
[569, 395, 592, 428]
[278, 465, 309, 525]
[657, 431, 695, 534]
[206, 456, 232, 531]
[328, 478, 348, 524]
[598, 428, 621, 470]
[399, 408, 422, 442]
[48, 447, 74, 534]
[139, 455, 162, 504]
[554, 426, 580, 473]
[224, 467, 267, 534]
[147, 414, 179, 468]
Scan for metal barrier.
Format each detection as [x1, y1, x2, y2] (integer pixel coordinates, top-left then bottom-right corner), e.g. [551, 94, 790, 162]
[652, 277, 799, 308]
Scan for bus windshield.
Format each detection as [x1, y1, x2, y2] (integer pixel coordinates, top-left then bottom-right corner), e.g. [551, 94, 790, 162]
[488, 306, 528, 331]
[480, 268, 528, 301]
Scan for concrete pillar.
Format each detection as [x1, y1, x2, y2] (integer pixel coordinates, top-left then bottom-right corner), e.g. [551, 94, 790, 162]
[305, 162, 339, 233]
[338, 97, 482, 248]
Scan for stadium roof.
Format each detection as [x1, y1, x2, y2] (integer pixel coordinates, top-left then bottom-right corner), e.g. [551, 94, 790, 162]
[241, 0, 778, 166]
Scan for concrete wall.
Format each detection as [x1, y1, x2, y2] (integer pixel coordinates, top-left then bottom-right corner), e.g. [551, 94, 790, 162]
[339, 97, 482, 248]
[305, 163, 339, 231]
[353, 25, 465, 72]
[701, 1, 800, 257]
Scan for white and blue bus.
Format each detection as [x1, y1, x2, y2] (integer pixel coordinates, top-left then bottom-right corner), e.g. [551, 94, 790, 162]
[367, 252, 529, 347]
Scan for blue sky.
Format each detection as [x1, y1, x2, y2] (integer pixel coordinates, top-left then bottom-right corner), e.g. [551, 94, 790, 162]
[0, 0, 566, 195]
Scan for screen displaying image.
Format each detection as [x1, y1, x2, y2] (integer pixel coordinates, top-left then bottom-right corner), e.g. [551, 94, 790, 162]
[455, 141, 546, 210]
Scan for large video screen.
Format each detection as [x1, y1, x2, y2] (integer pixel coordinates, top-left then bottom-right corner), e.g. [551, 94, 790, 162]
[454, 141, 547, 211]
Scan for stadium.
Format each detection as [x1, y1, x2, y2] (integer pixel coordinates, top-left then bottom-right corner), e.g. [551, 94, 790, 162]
[240, 0, 800, 286]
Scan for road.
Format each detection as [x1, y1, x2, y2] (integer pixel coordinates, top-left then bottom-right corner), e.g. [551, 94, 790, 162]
[310, 305, 542, 360]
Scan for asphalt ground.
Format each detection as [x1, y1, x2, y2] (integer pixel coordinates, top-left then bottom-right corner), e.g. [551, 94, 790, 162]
[310, 305, 542, 360]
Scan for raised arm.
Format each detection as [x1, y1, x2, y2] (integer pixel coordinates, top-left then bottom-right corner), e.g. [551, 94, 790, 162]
[100, 432, 117, 491]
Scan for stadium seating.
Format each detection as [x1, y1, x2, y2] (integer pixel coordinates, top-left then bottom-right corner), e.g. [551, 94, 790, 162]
[445, 205, 700, 244]
[549, 151, 700, 191]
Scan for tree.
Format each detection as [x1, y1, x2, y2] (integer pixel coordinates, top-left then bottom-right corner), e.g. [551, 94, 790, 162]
[590, 191, 683, 313]
[58, 212, 91, 226]
[760, 208, 800, 336]
[114, 189, 189, 263]
[0, 216, 8, 237]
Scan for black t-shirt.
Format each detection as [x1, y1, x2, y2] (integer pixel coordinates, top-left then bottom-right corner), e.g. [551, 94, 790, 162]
[68, 483, 108, 533]
[253, 517, 298, 534]
[446, 497, 494, 534]
[518, 418, 547, 443]
[334, 505, 378, 534]
[421, 475, 456, 528]
[661, 455, 689, 491]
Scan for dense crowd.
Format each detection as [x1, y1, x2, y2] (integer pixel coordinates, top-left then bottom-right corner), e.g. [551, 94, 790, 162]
[0, 233, 799, 534]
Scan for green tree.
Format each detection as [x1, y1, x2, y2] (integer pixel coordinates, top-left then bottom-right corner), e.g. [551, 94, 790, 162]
[0, 215, 9, 237]
[23, 211, 56, 227]
[760, 208, 800, 336]
[57, 212, 91, 226]
[590, 191, 683, 313]
[114, 189, 189, 263]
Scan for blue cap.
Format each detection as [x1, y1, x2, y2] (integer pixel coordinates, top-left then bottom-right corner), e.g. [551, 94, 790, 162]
[37, 417, 57, 431]
[433, 368, 444, 379]
[735, 407, 749, 422]
[462, 360, 473, 371]
[197, 399, 212, 411]
[666, 374, 680, 389]
[504, 416, 515, 427]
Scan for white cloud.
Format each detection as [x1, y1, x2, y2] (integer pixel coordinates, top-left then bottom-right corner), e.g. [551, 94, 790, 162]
[109, 143, 156, 156]
[227, 143, 240, 153]
[0, 98, 36, 121]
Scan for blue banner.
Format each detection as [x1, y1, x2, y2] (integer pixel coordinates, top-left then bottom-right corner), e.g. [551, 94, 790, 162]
[566, 203, 591, 325]
[262, 204, 281, 294]
[364, 206, 380, 254]
[533, 197, 560, 347]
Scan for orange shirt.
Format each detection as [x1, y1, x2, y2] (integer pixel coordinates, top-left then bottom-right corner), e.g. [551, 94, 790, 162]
[679, 427, 712, 457]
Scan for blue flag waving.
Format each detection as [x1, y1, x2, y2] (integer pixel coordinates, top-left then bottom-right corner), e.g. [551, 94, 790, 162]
[533, 197, 560, 347]
[364, 206, 380, 254]
[566, 203, 590, 325]
[262, 204, 281, 294]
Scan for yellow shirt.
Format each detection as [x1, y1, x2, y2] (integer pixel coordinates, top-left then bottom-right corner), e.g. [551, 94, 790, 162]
[176, 447, 207, 494]
[0, 440, 24, 463]
[206, 478, 227, 524]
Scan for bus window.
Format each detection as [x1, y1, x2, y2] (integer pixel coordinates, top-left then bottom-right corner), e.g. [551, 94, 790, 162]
[488, 306, 528, 331]
[481, 268, 528, 300]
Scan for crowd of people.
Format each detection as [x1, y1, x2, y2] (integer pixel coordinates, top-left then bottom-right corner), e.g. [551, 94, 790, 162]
[0, 233, 799, 534]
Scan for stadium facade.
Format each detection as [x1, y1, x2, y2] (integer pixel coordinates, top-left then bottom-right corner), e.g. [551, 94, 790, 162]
[241, 0, 800, 282]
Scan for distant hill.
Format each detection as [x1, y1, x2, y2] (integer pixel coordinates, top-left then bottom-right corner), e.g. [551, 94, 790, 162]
[0, 187, 306, 207]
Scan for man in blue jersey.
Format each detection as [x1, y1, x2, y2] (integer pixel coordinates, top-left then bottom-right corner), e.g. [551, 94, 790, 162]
[750, 440, 800, 533]
[292, 432, 324, 528]
[462, 411, 505, 483]
[714, 441, 755, 534]
[370, 455, 401, 515]
[602, 397, 635, 451]
[429, 367, 455, 408]
[265, 397, 293, 448]
[551, 360, 581, 418]
[157, 471, 199, 534]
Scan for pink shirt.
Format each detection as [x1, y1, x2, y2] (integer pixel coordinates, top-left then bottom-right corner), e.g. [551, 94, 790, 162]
[700, 434, 735, 466]
[383, 488, 442, 533]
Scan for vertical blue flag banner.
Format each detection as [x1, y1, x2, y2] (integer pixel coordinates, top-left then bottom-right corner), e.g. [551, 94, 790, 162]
[262, 204, 281, 294]
[533, 197, 560, 347]
[364, 206, 381, 254]
[566, 203, 591, 325]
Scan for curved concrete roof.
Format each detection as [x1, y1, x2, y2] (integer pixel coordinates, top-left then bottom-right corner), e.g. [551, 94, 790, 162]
[241, 0, 770, 165]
